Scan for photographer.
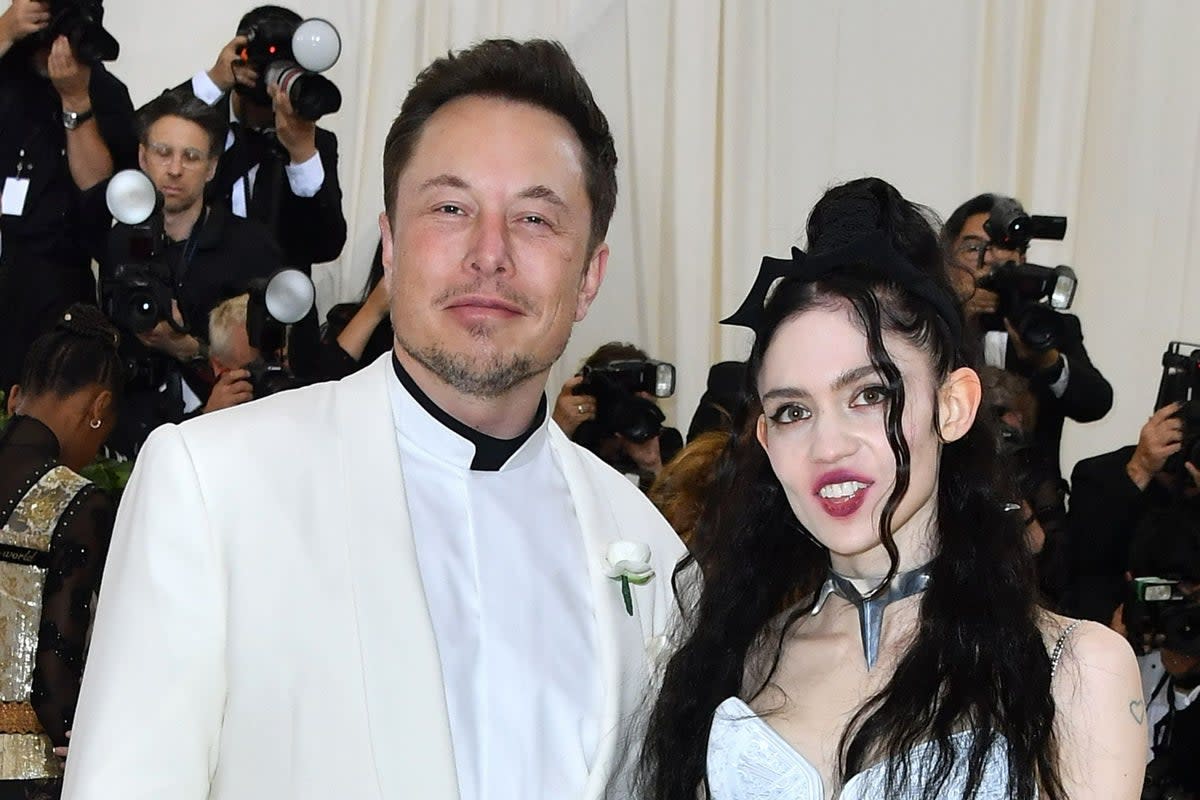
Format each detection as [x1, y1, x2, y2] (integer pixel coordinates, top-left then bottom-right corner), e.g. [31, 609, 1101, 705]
[553, 342, 682, 490]
[0, 0, 135, 389]
[1063, 401, 1200, 625]
[1114, 502, 1200, 797]
[945, 193, 1113, 483]
[179, 4, 345, 276]
[98, 89, 281, 455]
[203, 293, 257, 414]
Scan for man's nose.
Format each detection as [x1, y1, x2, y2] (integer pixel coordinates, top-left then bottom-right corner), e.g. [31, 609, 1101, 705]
[467, 211, 511, 275]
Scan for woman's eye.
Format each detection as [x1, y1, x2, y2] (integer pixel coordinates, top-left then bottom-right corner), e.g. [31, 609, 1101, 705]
[769, 404, 809, 424]
[852, 386, 890, 406]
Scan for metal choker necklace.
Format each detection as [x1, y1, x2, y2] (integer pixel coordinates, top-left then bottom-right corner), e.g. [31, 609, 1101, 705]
[811, 563, 931, 669]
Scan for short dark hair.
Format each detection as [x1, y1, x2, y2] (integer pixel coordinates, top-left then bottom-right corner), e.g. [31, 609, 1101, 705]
[136, 89, 227, 158]
[382, 38, 618, 253]
[20, 304, 124, 402]
[943, 192, 1026, 243]
[583, 341, 648, 370]
[237, 4, 301, 33]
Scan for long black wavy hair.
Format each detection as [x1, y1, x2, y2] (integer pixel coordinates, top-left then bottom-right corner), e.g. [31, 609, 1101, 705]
[639, 178, 1063, 800]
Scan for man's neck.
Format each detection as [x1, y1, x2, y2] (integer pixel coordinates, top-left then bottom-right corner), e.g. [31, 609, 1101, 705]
[163, 202, 204, 243]
[392, 347, 545, 440]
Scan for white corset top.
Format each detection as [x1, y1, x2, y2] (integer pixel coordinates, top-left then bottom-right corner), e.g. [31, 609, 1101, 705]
[707, 697, 1017, 799]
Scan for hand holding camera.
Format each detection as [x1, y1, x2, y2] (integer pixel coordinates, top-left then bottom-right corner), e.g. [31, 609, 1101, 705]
[136, 300, 200, 362]
[207, 34, 250, 93]
[1128, 403, 1186, 490]
[0, 0, 50, 50]
[203, 368, 253, 414]
[268, 82, 317, 164]
[47, 32, 88, 107]
[553, 375, 596, 437]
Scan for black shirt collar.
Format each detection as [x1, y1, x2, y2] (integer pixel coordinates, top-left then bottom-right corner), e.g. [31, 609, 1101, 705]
[391, 354, 547, 472]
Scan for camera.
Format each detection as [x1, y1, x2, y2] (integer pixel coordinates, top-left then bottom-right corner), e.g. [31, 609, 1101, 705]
[1155, 342, 1200, 476]
[237, 18, 342, 121]
[1125, 577, 1200, 657]
[576, 359, 676, 443]
[33, 0, 119, 63]
[242, 269, 315, 398]
[99, 170, 180, 335]
[975, 200, 1077, 352]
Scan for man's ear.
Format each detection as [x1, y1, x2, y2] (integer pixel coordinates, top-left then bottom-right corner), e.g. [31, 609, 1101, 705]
[378, 212, 395, 291]
[574, 243, 609, 322]
[937, 367, 982, 443]
[137, 143, 149, 173]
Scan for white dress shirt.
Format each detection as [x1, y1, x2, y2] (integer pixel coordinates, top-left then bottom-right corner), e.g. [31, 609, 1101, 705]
[387, 364, 602, 800]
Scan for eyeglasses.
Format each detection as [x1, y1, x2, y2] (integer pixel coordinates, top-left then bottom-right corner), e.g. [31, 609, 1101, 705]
[145, 141, 212, 171]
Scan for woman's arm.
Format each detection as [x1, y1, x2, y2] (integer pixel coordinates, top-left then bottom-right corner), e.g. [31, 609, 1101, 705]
[1050, 619, 1145, 798]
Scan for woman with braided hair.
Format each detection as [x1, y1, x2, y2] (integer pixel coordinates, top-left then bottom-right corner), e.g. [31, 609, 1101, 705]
[639, 178, 1144, 799]
[0, 304, 121, 799]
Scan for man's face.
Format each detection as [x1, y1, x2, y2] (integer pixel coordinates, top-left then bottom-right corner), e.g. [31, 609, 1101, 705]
[137, 116, 218, 216]
[949, 212, 1025, 299]
[380, 94, 608, 399]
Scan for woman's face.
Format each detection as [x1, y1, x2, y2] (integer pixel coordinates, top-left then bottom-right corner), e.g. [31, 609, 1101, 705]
[755, 302, 960, 574]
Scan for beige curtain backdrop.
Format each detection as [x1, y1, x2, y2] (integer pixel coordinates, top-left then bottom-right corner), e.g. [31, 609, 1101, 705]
[103, 0, 1200, 475]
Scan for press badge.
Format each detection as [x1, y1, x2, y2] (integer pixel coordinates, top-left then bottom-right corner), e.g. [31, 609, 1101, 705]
[2, 177, 30, 216]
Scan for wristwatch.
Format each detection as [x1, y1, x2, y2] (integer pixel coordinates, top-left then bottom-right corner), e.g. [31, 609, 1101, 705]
[61, 108, 95, 130]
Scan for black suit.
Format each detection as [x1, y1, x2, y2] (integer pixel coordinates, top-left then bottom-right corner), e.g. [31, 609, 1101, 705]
[171, 79, 347, 272]
[983, 311, 1113, 479]
[1060, 445, 1159, 623]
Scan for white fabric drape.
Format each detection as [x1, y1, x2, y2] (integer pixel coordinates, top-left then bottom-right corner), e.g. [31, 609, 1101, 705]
[104, 0, 1200, 474]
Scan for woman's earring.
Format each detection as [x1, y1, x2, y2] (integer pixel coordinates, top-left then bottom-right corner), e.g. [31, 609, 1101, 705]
[89, 419, 102, 430]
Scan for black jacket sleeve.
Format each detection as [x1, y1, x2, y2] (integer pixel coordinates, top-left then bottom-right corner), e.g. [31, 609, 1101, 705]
[31, 486, 114, 747]
[1061, 445, 1144, 623]
[1041, 313, 1114, 424]
[274, 127, 346, 267]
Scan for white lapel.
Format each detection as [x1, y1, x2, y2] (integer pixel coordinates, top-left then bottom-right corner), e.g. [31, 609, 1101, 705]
[550, 430, 651, 799]
[334, 356, 459, 799]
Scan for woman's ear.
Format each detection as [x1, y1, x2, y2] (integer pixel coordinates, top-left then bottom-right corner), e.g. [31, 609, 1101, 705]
[755, 413, 769, 451]
[6, 385, 19, 416]
[937, 367, 982, 443]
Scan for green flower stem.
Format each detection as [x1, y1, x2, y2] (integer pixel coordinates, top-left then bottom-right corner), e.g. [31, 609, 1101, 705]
[621, 575, 633, 616]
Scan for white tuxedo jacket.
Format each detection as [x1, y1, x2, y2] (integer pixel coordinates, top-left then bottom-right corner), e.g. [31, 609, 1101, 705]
[62, 356, 686, 799]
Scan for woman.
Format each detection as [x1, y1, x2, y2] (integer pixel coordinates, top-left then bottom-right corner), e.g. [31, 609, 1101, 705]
[0, 305, 122, 799]
[640, 178, 1143, 799]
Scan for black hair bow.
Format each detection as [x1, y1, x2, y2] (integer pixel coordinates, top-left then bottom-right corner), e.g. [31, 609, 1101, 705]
[720, 231, 961, 340]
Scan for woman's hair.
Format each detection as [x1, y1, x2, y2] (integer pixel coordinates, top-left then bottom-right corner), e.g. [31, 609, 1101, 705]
[19, 305, 124, 401]
[639, 177, 1062, 800]
[648, 430, 732, 544]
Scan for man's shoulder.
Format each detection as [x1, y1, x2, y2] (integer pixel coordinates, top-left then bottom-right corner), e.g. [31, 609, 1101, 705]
[1071, 444, 1136, 481]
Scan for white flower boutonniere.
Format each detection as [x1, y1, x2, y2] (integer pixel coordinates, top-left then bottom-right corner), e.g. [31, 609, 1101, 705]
[605, 541, 654, 616]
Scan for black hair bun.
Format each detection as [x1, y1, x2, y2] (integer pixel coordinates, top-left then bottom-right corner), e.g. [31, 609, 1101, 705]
[56, 304, 120, 350]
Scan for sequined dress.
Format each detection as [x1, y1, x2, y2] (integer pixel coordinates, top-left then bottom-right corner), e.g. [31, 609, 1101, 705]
[0, 417, 113, 784]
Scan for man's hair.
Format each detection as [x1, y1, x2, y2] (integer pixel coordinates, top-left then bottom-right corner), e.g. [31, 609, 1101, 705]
[238, 4, 301, 32]
[583, 341, 648, 370]
[136, 89, 227, 157]
[208, 294, 250, 367]
[382, 38, 618, 252]
[943, 192, 1031, 243]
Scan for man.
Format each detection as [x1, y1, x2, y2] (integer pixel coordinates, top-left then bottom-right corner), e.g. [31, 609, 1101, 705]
[944, 193, 1113, 482]
[181, 4, 345, 273]
[1062, 401, 1200, 624]
[0, 0, 135, 389]
[63, 38, 684, 800]
[178, 4, 345, 378]
[100, 88, 281, 454]
[203, 293, 258, 413]
[553, 342, 683, 491]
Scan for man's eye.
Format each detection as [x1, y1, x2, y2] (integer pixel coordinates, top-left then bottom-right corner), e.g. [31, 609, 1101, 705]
[522, 215, 547, 226]
[435, 204, 464, 215]
[768, 404, 809, 424]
